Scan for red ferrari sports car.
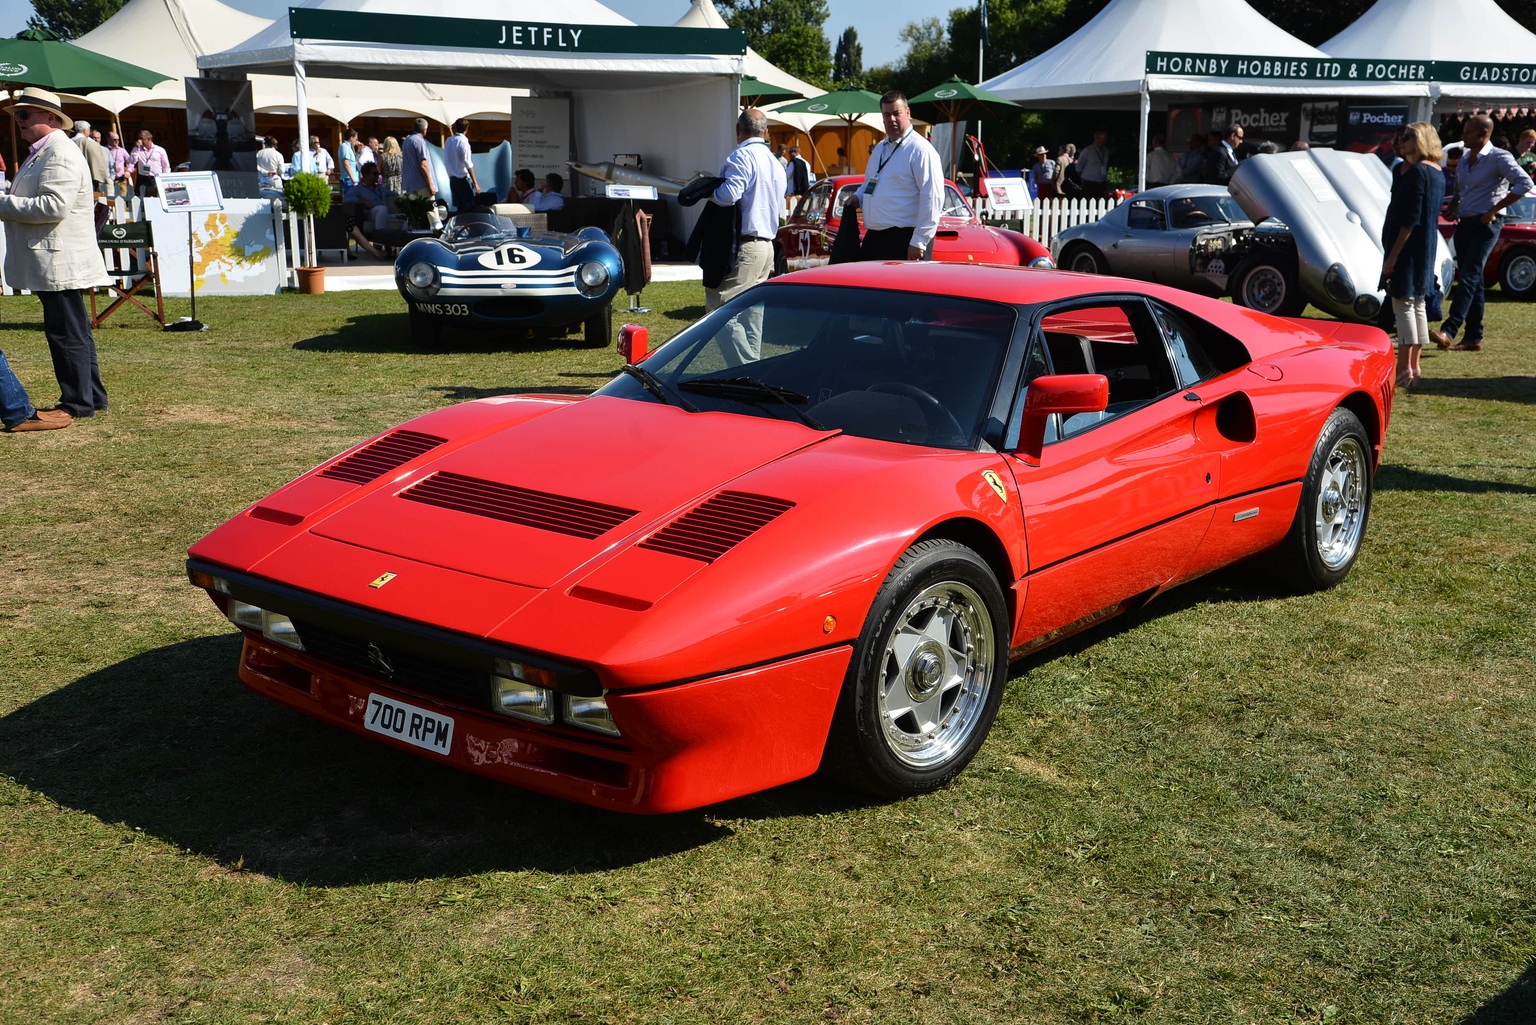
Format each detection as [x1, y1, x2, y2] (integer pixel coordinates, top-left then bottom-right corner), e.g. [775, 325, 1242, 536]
[778, 175, 1054, 270]
[188, 263, 1394, 813]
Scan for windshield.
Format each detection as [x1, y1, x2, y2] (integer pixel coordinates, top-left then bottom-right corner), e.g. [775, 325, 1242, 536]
[441, 213, 521, 241]
[1167, 194, 1249, 229]
[1506, 195, 1536, 223]
[595, 284, 1016, 449]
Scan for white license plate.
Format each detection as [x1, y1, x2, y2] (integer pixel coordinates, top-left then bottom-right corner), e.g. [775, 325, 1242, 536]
[364, 692, 455, 755]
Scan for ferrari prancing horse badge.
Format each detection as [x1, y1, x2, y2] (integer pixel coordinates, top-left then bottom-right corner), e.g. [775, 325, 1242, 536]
[982, 470, 1008, 503]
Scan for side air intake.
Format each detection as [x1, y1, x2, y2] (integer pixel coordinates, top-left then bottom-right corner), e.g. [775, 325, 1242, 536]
[639, 491, 795, 563]
[401, 472, 638, 539]
[319, 430, 447, 485]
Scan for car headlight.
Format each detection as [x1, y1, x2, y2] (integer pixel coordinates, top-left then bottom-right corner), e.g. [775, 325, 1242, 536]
[1029, 256, 1055, 269]
[224, 599, 305, 651]
[405, 261, 439, 296]
[563, 693, 621, 737]
[1323, 263, 1355, 304]
[1353, 294, 1381, 319]
[576, 260, 610, 297]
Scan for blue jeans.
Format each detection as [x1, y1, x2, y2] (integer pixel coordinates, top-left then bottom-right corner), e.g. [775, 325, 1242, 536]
[0, 348, 37, 429]
[1444, 217, 1501, 344]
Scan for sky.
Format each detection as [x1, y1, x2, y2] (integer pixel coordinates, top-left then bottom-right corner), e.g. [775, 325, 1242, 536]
[0, 0, 941, 71]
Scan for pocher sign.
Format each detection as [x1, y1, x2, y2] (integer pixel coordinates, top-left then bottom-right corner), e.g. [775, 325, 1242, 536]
[290, 8, 747, 57]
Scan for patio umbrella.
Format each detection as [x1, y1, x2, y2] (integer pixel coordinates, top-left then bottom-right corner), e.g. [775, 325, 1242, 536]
[739, 76, 802, 107]
[908, 76, 1020, 178]
[0, 28, 171, 165]
[773, 86, 884, 173]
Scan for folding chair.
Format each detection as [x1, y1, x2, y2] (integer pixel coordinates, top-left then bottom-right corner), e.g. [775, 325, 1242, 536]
[89, 219, 166, 328]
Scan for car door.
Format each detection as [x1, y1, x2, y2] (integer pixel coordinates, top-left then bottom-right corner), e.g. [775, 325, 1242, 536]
[783, 179, 833, 269]
[1109, 199, 1177, 281]
[1000, 297, 1220, 652]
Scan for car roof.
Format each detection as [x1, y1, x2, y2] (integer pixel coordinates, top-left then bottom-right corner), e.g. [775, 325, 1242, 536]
[1125, 184, 1234, 202]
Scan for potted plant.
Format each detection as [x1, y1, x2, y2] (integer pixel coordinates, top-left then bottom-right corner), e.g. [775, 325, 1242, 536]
[283, 172, 333, 293]
[395, 192, 437, 231]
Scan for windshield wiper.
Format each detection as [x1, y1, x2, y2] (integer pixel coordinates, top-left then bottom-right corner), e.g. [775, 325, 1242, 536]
[620, 363, 698, 412]
[679, 377, 827, 430]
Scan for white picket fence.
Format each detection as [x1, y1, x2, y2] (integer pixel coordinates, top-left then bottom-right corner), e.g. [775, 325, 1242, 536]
[975, 196, 1117, 246]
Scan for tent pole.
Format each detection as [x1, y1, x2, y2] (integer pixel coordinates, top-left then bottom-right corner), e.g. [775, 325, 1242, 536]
[294, 58, 311, 177]
[1137, 79, 1149, 193]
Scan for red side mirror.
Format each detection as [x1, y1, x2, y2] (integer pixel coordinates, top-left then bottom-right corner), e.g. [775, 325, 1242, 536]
[1015, 374, 1110, 466]
[617, 323, 649, 364]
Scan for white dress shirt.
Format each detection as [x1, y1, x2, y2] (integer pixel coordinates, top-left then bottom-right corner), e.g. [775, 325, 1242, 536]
[712, 136, 787, 240]
[444, 133, 473, 179]
[862, 129, 944, 250]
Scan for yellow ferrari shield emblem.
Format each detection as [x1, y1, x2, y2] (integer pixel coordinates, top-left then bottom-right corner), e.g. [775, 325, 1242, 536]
[982, 470, 1008, 503]
[368, 572, 397, 589]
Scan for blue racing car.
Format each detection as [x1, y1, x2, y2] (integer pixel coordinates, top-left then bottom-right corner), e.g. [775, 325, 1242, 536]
[395, 212, 624, 348]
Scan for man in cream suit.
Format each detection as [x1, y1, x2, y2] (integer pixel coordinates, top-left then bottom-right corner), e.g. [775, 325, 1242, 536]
[0, 88, 111, 419]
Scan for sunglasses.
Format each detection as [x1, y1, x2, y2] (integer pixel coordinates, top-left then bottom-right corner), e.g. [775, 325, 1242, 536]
[12, 109, 38, 122]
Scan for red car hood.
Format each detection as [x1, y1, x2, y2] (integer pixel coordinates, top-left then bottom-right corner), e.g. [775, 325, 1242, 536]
[307, 397, 832, 589]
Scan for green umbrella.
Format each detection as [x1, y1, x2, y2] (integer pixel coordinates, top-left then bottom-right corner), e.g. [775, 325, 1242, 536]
[773, 87, 885, 174]
[739, 76, 803, 107]
[908, 76, 1020, 177]
[0, 28, 172, 167]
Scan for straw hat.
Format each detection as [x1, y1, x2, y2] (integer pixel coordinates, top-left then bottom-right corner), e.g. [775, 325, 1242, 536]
[1034, 146, 1048, 155]
[5, 86, 67, 117]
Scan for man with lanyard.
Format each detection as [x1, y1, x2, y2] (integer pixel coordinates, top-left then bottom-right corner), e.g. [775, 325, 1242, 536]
[844, 90, 942, 262]
[706, 107, 785, 364]
[444, 118, 480, 212]
[1431, 114, 1532, 353]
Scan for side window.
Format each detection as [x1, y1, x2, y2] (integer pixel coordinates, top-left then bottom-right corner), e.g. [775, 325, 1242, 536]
[1126, 200, 1166, 231]
[1039, 302, 1178, 438]
[1151, 302, 1251, 387]
[799, 180, 832, 221]
[942, 183, 972, 219]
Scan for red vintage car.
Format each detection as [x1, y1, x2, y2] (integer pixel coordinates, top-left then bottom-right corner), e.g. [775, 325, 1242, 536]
[778, 174, 1054, 270]
[1438, 195, 1536, 298]
[188, 263, 1393, 813]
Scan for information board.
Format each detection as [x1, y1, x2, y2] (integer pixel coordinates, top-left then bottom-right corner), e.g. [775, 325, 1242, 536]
[511, 97, 571, 185]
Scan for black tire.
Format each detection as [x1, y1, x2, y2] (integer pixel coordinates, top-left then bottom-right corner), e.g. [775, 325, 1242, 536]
[1062, 243, 1108, 275]
[1498, 246, 1536, 298]
[1261, 407, 1373, 592]
[408, 309, 443, 348]
[582, 303, 613, 348]
[823, 539, 1008, 798]
[1233, 259, 1306, 317]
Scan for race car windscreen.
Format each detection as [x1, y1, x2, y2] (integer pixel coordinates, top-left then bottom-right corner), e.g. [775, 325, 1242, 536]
[1168, 194, 1250, 229]
[596, 284, 1017, 449]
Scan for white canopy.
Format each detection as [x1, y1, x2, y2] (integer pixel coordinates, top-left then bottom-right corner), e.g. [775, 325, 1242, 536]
[980, 0, 1420, 109]
[65, 0, 517, 123]
[1321, 0, 1536, 105]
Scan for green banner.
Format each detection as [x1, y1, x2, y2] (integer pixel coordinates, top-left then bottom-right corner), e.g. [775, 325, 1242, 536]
[289, 8, 746, 57]
[1146, 51, 1536, 86]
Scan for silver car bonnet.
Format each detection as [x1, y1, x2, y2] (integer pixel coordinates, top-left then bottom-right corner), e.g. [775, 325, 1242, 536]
[1230, 149, 1455, 321]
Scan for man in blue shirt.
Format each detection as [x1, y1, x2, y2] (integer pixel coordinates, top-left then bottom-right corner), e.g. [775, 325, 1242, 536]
[401, 118, 435, 198]
[707, 107, 786, 363]
[1432, 115, 1533, 352]
[339, 128, 360, 189]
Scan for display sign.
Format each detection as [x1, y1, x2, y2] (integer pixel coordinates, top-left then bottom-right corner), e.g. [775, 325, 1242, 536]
[157, 171, 224, 214]
[1147, 51, 1536, 86]
[983, 176, 1032, 212]
[146, 199, 281, 296]
[1344, 105, 1408, 155]
[290, 9, 746, 56]
[605, 184, 658, 200]
[511, 97, 571, 187]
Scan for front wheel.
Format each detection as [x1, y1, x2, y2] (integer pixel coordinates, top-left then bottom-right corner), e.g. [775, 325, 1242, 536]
[1063, 244, 1108, 275]
[1233, 259, 1306, 317]
[1262, 407, 1373, 592]
[823, 539, 1008, 798]
[1498, 247, 1536, 298]
[582, 303, 613, 348]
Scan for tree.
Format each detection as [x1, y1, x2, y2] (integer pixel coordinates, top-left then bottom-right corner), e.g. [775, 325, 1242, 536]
[718, 0, 834, 87]
[26, 0, 126, 40]
[833, 27, 863, 86]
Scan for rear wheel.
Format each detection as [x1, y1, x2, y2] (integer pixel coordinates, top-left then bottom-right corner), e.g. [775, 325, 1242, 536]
[408, 309, 443, 348]
[1262, 407, 1373, 592]
[582, 303, 613, 348]
[1233, 259, 1306, 317]
[823, 539, 1008, 798]
[1063, 244, 1108, 275]
[1498, 246, 1536, 298]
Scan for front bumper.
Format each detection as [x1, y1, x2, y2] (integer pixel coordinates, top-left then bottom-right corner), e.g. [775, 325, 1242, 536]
[233, 631, 850, 814]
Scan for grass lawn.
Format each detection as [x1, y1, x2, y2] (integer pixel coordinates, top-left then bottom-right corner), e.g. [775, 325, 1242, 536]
[0, 281, 1533, 1024]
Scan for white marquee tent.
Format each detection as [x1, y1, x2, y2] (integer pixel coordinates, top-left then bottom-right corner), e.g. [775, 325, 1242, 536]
[65, 0, 518, 124]
[1321, 0, 1536, 108]
[197, 0, 744, 200]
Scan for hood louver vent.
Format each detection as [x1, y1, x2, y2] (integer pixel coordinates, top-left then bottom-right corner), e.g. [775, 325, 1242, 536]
[640, 491, 795, 563]
[401, 471, 638, 539]
[319, 430, 447, 485]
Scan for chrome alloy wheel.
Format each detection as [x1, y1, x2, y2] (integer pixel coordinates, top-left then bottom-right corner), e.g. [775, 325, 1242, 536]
[1314, 434, 1369, 570]
[876, 581, 995, 768]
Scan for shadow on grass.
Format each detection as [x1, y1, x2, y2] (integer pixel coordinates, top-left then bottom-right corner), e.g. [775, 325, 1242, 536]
[1459, 956, 1536, 1024]
[0, 634, 804, 885]
[664, 304, 706, 322]
[1411, 375, 1536, 404]
[292, 312, 596, 355]
[1376, 462, 1536, 495]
